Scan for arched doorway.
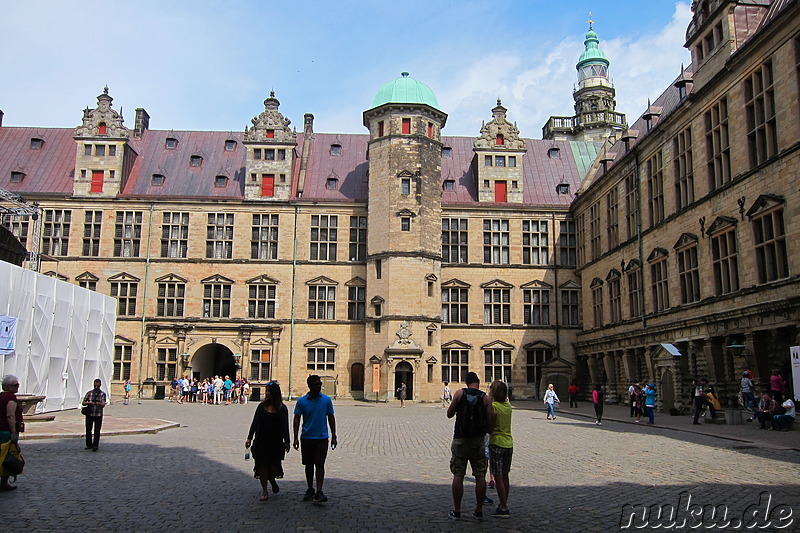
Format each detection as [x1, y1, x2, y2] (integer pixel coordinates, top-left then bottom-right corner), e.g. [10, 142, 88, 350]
[190, 343, 237, 380]
[350, 363, 364, 392]
[394, 361, 413, 400]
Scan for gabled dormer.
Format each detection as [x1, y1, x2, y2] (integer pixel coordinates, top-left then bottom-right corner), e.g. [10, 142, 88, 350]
[243, 91, 297, 201]
[73, 87, 132, 197]
[474, 100, 526, 204]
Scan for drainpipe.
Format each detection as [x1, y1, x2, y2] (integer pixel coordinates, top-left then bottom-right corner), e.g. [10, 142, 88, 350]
[288, 204, 299, 400]
[552, 211, 562, 399]
[635, 154, 646, 330]
[136, 203, 154, 401]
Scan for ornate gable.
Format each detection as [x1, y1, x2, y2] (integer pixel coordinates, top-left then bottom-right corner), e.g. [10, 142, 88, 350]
[243, 91, 297, 144]
[559, 280, 581, 290]
[706, 216, 737, 236]
[345, 277, 366, 287]
[76, 271, 99, 283]
[442, 339, 472, 350]
[481, 339, 515, 350]
[474, 100, 526, 150]
[74, 87, 129, 139]
[647, 247, 669, 262]
[155, 273, 188, 284]
[520, 280, 553, 290]
[306, 276, 338, 286]
[304, 338, 338, 348]
[442, 279, 471, 289]
[746, 194, 784, 218]
[624, 259, 641, 272]
[480, 279, 514, 289]
[114, 335, 136, 345]
[673, 233, 699, 249]
[605, 268, 621, 281]
[590, 277, 604, 288]
[247, 274, 279, 285]
[523, 340, 557, 350]
[201, 274, 234, 284]
[108, 272, 141, 283]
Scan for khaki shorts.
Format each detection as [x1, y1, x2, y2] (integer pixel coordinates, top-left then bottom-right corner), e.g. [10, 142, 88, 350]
[450, 437, 487, 477]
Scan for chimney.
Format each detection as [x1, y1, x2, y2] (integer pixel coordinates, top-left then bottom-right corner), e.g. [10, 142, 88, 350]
[134, 108, 150, 138]
[298, 113, 314, 195]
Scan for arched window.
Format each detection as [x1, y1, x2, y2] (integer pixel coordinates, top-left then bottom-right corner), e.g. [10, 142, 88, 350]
[98, 122, 107, 135]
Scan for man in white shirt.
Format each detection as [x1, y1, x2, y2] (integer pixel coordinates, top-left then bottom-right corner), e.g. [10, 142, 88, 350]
[213, 375, 224, 405]
[773, 398, 795, 431]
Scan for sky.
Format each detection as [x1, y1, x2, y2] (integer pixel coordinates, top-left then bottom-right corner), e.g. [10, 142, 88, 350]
[1, 1, 693, 138]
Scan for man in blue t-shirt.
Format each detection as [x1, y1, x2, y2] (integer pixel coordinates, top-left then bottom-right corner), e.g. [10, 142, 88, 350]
[293, 374, 337, 503]
[223, 376, 233, 404]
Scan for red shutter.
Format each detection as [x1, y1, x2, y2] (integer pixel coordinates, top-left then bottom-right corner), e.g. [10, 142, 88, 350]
[402, 118, 411, 135]
[98, 123, 107, 135]
[91, 170, 104, 192]
[262, 174, 275, 197]
[427, 123, 433, 138]
[496, 134, 504, 145]
[378, 121, 384, 137]
[495, 181, 507, 202]
[266, 129, 275, 138]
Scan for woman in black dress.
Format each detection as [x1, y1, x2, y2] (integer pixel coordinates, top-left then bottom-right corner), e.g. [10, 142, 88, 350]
[245, 382, 290, 501]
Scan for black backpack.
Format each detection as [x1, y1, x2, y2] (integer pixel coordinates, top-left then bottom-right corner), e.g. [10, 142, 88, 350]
[458, 389, 487, 438]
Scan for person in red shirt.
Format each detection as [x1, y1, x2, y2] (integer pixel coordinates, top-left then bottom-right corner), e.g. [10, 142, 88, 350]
[568, 383, 579, 408]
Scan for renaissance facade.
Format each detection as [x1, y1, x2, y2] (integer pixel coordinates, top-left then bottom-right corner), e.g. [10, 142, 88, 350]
[1, 0, 798, 406]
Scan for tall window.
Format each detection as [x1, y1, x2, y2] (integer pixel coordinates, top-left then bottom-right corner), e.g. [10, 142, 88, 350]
[347, 286, 366, 320]
[310, 215, 337, 261]
[576, 214, 585, 267]
[483, 219, 509, 264]
[484, 288, 510, 324]
[114, 211, 143, 258]
[591, 282, 604, 328]
[606, 187, 619, 250]
[674, 128, 694, 210]
[206, 213, 234, 259]
[251, 349, 271, 381]
[442, 286, 469, 324]
[745, 61, 777, 167]
[627, 265, 643, 318]
[624, 171, 639, 240]
[522, 220, 548, 265]
[401, 118, 411, 135]
[251, 214, 279, 260]
[157, 281, 185, 317]
[308, 347, 335, 371]
[442, 218, 468, 263]
[752, 207, 788, 283]
[113, 345, 132, 381]
[706, 98, 731, 190]
[156, 348, 177, 381]
[308, 285, 335, 319]
[608, 273, 622, 323]
[349, 216, 367, 262]
[559, 220, 576, 266]
[484, 349, 511, 383]
[650, 256, 670, 312]
[526, 348, 553, 387]
[161, 212, 189, 258]
[523, 288, 550, 325]
[83, 210, 102, 257]
[42, 209, 71, 256]
[646, 151, 664, 226]
[248, 282, 276, 319]
[203, 281, 231, 318]
[711, 227, 739, 295]
[677, 244, 701, 304]
[442, 349, 468, 383]
[111, 280, 138, 316]
[561, 289, 579, 326]
[2, 216, 28, 251]
[589, 202, 601, 260]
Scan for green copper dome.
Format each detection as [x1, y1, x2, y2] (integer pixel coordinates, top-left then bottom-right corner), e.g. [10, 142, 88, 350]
[371, 72, 440, 110]
[576, 27, 609, 69]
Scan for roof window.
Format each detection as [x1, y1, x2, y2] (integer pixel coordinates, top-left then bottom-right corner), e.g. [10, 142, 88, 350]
[224, 140, 236, 151]
[214, 175, 228, 188]
[443, 180, 455, 191]
[330, 144, 341, 156]
[556, 183, 570, 195]
[326, 177, 339, 190]
[548, 148, 560, 159]
[165, 138, 178, 149]
[190, 155, 203, 167]
[152, 174, 165, 186]
[442, 147, 452, 158]
[10, 171, 25, 183]
[30, 138, 44, 150]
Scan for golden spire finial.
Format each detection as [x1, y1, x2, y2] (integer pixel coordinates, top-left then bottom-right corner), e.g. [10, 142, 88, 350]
[588, 11, 594, 30]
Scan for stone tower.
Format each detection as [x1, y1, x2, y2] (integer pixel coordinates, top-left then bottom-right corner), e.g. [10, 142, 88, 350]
[543, 22, 626, 141]
[73, 87, 131, 196]
[474, 100, 527, 203]
[243, 91, 297, 200]
[362, 72, 448, 401]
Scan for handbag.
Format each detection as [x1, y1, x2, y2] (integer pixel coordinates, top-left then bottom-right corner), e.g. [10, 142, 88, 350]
[1, 441, 24, 477]
[81, 405, 90, 416]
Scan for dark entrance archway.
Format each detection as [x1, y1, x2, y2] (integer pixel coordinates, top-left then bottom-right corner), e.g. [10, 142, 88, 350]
[394, 361, 413, 400]
[191, 343, 237, 380]
[350, 363, 364, 392]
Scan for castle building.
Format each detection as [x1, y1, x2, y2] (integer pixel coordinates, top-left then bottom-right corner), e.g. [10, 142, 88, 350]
[1, 1, 798, 407]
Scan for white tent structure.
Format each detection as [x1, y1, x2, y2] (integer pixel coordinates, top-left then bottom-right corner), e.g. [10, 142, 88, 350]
[0, 260, 116, 412]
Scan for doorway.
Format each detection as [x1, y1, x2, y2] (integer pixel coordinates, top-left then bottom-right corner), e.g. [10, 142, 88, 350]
[661, 369, 675, 411]
[190, 343, 237, 380]
[394, 361, 413, 400]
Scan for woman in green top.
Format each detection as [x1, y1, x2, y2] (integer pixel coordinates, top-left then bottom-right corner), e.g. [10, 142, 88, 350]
[488, 380, 513, 518]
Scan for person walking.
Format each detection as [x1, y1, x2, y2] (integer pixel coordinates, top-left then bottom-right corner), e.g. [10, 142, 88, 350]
[123, 379, 132, 405]
[740, 371, 757, 412]
[568, 383, 579, 408]
[82, 379, 107, 451]
[488, 380, 512, 519]
[442, 382, 452, 409]
[691, 378, 715, 424]
[592, 384, 604, 425]
[446, 372, 494, 521]
[644, 383, 656, 425]
[0, 374, 23, 491]
[246, 381, 290, 501]
[633, 383, 644, 423]
[293, 375, 337, 503]
[628, 383, 636, 417]
[543, 384, 559, 420]
[396, 382, 407, 408]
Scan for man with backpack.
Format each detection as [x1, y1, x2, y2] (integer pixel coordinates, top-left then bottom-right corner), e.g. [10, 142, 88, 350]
[446, 372, 494, 521]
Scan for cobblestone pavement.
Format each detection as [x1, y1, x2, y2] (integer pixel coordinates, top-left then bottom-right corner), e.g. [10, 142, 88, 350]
[4, 399, 799, 532]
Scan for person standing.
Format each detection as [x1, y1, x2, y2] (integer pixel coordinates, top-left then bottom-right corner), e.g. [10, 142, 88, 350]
[644, 383, 656, 425]
[628, 383, 637, 417]
[691, 378, 715, 425]
[770, 370, 785, 404]
[0, 374, 23, 491]
[633, 383, 644, 423]
[568, 383, 579, 408]
[488, 380, 512, 519]
[213, 375, 224, 405]
[396, 382, 407, 408]
[246, 382, 290, 501]
[123, 379, 132, 405]
[82, 379, 107, 451]
[223, 375, 233, 405]
[446, 372, 494, 521]
[592, 384, 604, 425]
[740, 371, 757, 412]
[543, 384, 559, 420]
[442, 382, 452, 409]
[293, 375, 337, 503]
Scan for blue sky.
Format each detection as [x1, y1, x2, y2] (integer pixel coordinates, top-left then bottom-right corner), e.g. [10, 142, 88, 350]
[2, 1, 692, 137]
